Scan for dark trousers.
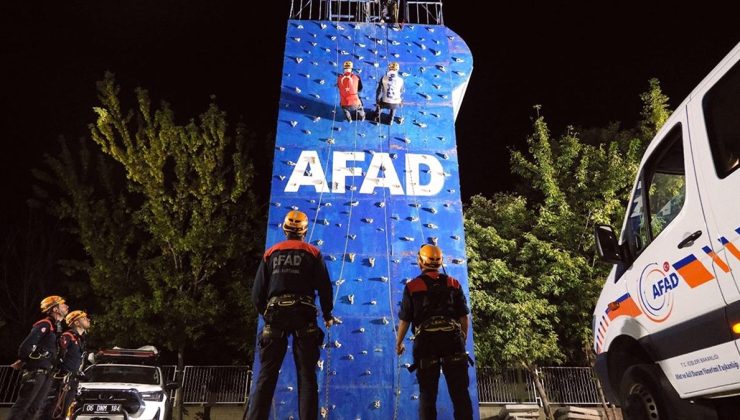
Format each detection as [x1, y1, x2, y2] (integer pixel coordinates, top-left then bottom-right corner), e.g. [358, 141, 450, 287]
[8, 369, 53, 420]
[413, 332, 473, 420]
[61, 380, 78, 418]
[246, 325, 324, 420]
[38, 375, 77, 419]
[342, 104, 365, 121]
[375, 101, 399, 123]
[37, 375, 62, 419]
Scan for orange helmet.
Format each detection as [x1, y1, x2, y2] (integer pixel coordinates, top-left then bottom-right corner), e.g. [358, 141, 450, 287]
[343, 61, 353, 70]
[388, 62, 400, 72]
[283, 210, 309, 236]
[65, 310, 88, 326]
[417, 244, 443, 270]
[40, 295, 65, 313]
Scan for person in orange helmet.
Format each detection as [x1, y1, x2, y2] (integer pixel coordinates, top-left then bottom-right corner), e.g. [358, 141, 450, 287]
[247, 210, 334, 420]
[39, 310, 90, 419]
[396, 245, 473, 420]
[8, 295, 69, 420]
[336, 60, 366, 122]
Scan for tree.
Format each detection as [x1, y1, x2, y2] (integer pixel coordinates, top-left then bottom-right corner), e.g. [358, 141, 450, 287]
[465, 79, 670, 418]
[35, 73, 264, 418]
[0, 211, 70, 362]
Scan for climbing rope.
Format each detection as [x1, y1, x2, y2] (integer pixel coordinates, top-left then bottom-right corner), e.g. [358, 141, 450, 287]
[319, 19, 364, 418]
[370, 21, 407, 420]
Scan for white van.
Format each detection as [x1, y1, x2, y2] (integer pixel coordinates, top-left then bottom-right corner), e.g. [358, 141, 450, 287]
[593, 41, 740, 419]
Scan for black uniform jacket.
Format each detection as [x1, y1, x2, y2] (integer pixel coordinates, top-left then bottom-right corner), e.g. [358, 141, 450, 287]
[252, 239, 333, 321]
[18, 317, 59, 370]
[58, 330, 86, 375]
[399, 270, 470, 331]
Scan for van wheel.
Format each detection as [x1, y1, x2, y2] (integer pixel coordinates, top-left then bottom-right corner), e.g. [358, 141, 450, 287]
[619, 364, 717, 420]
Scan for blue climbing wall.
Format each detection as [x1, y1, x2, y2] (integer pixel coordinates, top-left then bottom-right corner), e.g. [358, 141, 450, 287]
[253, 20, 477, 419]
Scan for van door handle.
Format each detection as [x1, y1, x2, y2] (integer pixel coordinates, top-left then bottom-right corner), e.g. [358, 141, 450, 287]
[677, 230, 702, 249]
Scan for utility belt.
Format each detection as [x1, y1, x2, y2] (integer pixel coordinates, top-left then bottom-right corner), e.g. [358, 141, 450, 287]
[407, 352, 474, 373]
[261, 321, 321, 340]
[21, 367, 51, 381]
[414, 316, 461, 336]
[265, 294, 316, 313]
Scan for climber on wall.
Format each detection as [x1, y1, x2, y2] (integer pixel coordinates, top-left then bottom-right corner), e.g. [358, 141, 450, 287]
[336, 60, 366, 122]
[374, 61, 405, 125]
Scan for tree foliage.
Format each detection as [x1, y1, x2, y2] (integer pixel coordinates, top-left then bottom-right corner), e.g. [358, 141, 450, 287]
[34, 73, 265, 363]
[466, 78, 671, 369]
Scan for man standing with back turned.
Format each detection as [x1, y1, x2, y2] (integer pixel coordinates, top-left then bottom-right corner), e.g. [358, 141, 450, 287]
[247, 210, 334, 420]
[396, 244, 473, 420]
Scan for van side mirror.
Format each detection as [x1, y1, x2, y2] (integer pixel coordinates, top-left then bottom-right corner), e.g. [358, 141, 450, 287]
[594, 224, 624, 265]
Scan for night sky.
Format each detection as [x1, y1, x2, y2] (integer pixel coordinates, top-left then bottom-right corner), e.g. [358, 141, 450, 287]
[1, 1, 738, 230]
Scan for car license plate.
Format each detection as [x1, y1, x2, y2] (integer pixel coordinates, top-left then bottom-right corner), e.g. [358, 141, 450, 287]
[82, 403, 122, 414]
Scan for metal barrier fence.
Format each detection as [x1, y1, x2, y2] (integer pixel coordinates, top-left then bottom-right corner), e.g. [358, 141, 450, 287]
[181, 366, 251, 404]
[1, 365, 605, 406]
[289, 0, 444, 25]
[0, 365, 251, 406]
[0, 366, 22, 406]
[476, 368, 538, 404]
[540, 367, 603, 405]
[476, 367, 609, 405]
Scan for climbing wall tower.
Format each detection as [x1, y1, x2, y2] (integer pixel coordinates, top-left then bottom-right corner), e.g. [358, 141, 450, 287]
[253, 2, 476, 418]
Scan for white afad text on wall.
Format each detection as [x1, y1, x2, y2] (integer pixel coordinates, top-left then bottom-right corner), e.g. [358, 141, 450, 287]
[284, 150, 446, 196]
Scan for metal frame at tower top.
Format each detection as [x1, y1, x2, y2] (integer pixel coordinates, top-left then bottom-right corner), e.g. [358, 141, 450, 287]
[289, 0, 444, 25]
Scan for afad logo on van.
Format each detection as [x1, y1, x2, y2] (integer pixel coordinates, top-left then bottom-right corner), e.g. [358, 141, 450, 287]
[637, 261, 680, 323]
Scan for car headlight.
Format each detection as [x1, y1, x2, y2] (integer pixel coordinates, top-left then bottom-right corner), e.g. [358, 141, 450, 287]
[141, 391, 164, 401]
